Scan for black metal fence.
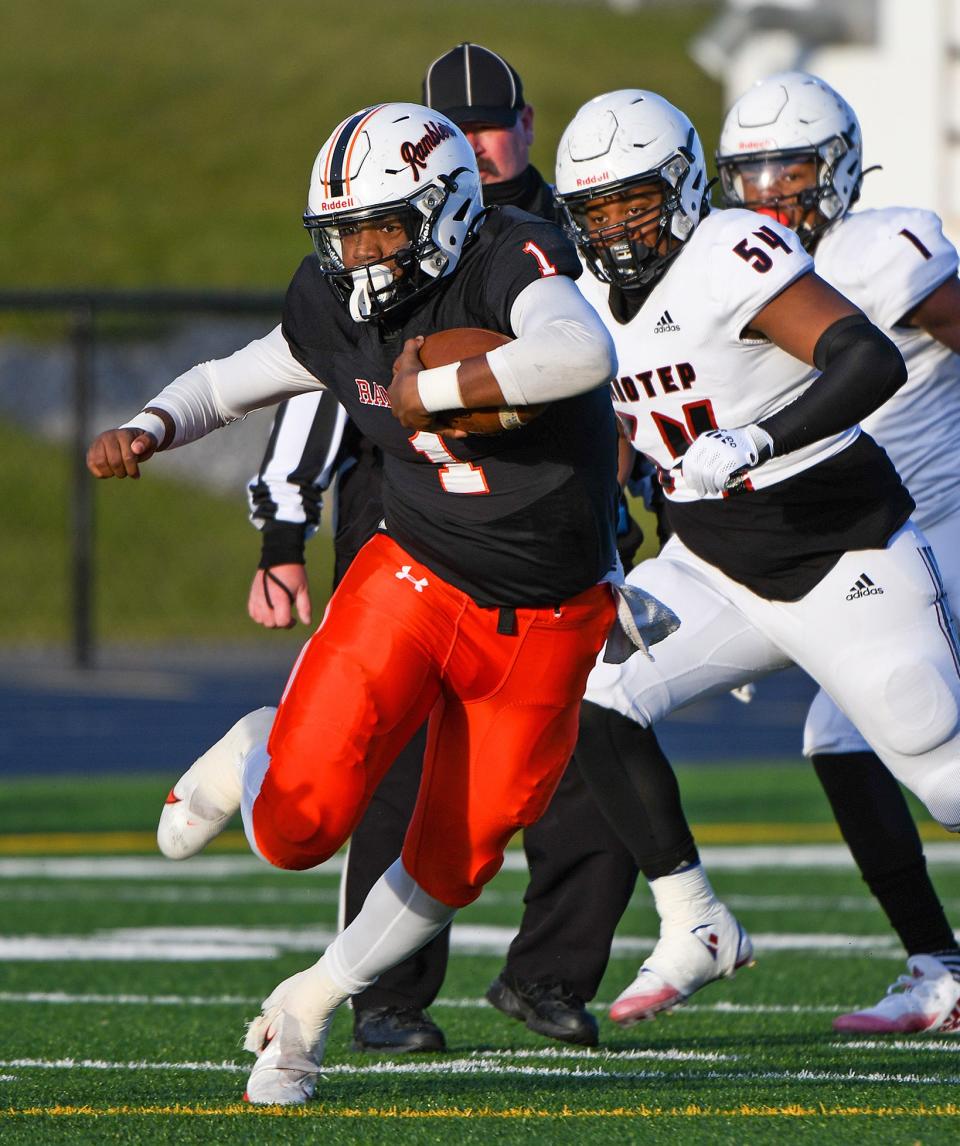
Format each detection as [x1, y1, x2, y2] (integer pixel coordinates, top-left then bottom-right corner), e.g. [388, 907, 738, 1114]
[0, 289, 284, 668]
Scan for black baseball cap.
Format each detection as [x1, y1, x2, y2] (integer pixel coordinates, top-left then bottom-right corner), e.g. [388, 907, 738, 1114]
[422, 43, 525, 129]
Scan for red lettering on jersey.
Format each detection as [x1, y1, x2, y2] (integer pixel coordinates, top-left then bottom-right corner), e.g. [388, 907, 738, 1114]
[612, 365, 695, 401]
[637, 372, 656, 399]
[356, 379, 392, 408]
[651, 398, 720, 459]
[677, 362, 696, 390]
[656, 460, 676, 495]
[522, 241, 558, 278]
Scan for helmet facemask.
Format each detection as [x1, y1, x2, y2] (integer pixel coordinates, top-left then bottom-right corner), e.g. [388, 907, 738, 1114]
[305, 179, 462, 322]
[560, 153, 696, 289]
[304, 104, 483, 323]
[717, 134, 858, 249]
[716, 74, 865, 251]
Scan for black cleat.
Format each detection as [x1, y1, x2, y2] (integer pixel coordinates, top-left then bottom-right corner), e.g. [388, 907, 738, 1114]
[486, 973, 599, 1046]
[351, 1006, 446, 1053]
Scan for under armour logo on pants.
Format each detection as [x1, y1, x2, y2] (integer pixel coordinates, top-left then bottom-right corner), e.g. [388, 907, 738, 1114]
[396, 566, 428, 593]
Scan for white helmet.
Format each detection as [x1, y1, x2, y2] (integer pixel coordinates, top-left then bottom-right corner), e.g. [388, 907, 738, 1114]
[304, 102, 483, 321]
[716, 72, 862, 248]
[554, 90, 708, 288]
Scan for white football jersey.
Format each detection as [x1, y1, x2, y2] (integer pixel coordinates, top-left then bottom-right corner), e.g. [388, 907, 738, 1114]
[815, 207, 960, 530]
[577, 208, 854, 502]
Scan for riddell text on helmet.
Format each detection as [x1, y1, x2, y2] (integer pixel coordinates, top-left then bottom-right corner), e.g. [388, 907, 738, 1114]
[576, 172, 612, 187]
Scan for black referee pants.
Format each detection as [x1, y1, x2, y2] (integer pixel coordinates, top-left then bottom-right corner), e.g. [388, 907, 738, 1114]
[343, 727, 639, 1012]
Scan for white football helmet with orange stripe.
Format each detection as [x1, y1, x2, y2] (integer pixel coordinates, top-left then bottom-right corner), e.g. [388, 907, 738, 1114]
[304, 102, 482, 321]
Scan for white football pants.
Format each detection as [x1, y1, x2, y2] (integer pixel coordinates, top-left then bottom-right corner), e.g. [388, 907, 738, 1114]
[583, 522, 960, 830]
[803, 513, 960, 760]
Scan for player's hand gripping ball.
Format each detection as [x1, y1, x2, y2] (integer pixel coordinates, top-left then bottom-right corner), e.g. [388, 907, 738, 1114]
[419, 328, 547, 435]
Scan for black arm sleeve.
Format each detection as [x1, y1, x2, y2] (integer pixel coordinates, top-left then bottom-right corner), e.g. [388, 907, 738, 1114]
[758, 314, 907, 457]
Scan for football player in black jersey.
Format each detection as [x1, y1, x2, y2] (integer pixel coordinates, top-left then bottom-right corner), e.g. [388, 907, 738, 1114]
[86, 101, 658, 1105]
[247, 43, 642, 1054]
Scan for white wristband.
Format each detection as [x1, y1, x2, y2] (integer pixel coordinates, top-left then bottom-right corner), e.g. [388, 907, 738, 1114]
[119, 411, 166, 444]
[417, 362, 463, 413]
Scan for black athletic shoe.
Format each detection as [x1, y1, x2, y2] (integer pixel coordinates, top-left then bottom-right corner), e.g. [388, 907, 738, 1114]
[351, 1006, 446, 1053]
[486, 973, 599, 1046]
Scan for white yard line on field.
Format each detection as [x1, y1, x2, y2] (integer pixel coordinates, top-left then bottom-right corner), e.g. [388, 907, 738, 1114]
[1, 883, 955, 915]
[1, 844, 959, 882]
[831, 1039, 960, 1053]
[0, 991, 261, 1006]
[0, 924, 907, 962]
[0, 883, 516, 907]
[0, 992, 867, 1017]
[1, 1056, 958, 1087]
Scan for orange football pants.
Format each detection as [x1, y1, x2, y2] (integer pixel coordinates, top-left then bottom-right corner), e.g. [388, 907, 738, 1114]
[250, 532, 616, 906]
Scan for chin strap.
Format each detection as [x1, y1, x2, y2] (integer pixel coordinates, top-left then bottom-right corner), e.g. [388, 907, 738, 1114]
[348, 264, 395, 322]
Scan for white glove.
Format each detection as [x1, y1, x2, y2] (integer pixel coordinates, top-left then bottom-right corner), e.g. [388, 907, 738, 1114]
[676, 424, 774, 497]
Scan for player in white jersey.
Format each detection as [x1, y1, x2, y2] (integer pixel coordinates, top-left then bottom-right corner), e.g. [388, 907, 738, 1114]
[553, 89, 960, 1027]
[717, 71, 960, 1034]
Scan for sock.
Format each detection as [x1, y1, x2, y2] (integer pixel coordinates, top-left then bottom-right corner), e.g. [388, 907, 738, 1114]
[323, 859, 456, 996]
[929, 950, 960, 983]
[239, 739, 272, 864]
[648, 863, 721, 929]
[813, 752, 957, 954]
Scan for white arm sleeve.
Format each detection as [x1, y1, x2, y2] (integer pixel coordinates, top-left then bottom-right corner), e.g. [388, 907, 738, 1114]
[486, 275, 616, 405]
[122, 325, 323, 449]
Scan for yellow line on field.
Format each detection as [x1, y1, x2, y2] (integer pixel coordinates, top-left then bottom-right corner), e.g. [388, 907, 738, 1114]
[0, 822, 952, 854]
[4, 1103, 960, 1119]
[0, 831, 249, 855]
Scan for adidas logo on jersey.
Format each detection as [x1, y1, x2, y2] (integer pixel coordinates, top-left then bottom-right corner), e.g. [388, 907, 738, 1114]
[654, 310, 680, 334]
[846, 573, 884, 600]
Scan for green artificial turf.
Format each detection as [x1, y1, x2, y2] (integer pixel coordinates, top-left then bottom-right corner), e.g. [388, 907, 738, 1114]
[1, 841, 959, 1142]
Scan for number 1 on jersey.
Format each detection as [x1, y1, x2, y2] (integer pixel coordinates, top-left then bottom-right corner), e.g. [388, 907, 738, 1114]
[409, 431, 490, 494]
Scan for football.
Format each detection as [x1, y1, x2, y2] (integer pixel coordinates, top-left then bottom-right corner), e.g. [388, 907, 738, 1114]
[418, 327, 546, 435]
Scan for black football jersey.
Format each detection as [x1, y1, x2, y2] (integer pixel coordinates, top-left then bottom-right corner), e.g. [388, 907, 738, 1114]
[281, 207, 619, 608]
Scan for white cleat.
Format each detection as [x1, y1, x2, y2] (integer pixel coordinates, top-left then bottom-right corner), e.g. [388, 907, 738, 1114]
[157, 707, 275, 860]
[610, 905, 754, 1026]
[243, 965, 346, 1106]
[833, 955, 960, 1034]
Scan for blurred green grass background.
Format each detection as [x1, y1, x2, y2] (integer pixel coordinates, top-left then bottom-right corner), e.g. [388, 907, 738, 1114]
[0, 0, 720, 288]
[0, 1, 716, 643]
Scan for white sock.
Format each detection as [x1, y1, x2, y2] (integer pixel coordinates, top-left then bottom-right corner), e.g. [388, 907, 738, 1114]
[239, 739, 272, 864]
[648, 863, 721, 928]
[322, 859, 456, 996]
